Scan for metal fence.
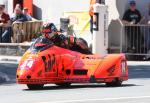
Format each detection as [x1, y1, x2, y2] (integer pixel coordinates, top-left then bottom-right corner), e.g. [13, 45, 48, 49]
[119, 24, 150, 60]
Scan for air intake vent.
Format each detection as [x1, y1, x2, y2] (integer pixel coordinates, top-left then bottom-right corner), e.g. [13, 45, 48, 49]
[73, 70, 87, 75]
[27, 75, 31, 79]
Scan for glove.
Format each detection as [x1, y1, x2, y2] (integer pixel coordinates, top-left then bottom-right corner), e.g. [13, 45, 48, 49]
[59, 34, 66, 41]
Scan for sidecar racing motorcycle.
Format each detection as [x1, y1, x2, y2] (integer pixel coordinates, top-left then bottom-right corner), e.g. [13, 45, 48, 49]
[16, 37, 128, 89]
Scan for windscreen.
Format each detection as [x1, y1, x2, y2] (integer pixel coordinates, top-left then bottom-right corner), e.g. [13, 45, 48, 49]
[30, 37, 54, 52]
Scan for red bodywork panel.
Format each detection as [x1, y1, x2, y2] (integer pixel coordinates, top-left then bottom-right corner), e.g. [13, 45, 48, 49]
[16, 45, 128, 84]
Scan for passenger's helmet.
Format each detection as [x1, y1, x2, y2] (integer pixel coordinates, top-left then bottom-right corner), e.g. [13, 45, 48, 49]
[42, 23, 58, 39]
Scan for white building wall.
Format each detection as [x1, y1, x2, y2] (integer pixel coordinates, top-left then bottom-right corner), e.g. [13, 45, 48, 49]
[32, 0, 150, 24]
[33, 0, 90, 24]
[3, 0, 150, 48]
[3, 0, 149, 24]
[0, 0, 8, 13]
[105, 0, 120, 24]
[6, 0, 13, 15]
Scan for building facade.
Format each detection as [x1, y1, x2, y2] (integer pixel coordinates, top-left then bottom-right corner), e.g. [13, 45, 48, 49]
[1, 0, 149, 24]
[1, 0, 150, 48]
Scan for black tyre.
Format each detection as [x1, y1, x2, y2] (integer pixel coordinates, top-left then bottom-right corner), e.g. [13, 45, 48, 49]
[55, 83, 71, 87]
[27, 84, 44, 90]
[106, 78, 122, 87]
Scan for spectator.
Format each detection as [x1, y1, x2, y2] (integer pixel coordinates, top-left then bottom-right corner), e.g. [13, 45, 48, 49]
[89, 0, 103, 34]
[15, 3, 22, 10]
[122, 0, 142, 25]
[89, 0, 96, 34]
[11, 3, 22, 17]
[23, 7, 32, 21]
[11, 7, 28, 23]
[0, 4, 11, 43]
[122, 0, 142, 54]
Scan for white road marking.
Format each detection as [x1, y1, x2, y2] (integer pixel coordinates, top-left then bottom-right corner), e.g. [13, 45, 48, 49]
[39, 96, 150, 103]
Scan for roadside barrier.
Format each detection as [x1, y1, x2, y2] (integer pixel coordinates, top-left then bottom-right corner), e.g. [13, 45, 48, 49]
[109, 24, 150, 60]
[12, 21, 43, 43]
[121, 25, 150, 56]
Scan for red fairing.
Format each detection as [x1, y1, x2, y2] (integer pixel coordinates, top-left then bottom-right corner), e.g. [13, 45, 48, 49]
[16, 38, 128, 88]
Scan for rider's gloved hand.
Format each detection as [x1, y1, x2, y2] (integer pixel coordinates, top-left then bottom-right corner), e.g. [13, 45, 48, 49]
[59, 34, 66, 41]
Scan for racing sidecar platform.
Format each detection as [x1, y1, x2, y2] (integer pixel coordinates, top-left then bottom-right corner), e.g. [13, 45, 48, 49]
[16, 37, 128, 89]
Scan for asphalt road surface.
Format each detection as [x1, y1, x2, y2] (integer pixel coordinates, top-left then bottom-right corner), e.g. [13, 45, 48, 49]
[0, 61, 150, 103]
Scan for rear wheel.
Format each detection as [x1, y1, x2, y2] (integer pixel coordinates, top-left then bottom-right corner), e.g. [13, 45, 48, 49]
[106, 78, 122, 87]
[27, 84, 44, 90]
[55, 83, 71, 87]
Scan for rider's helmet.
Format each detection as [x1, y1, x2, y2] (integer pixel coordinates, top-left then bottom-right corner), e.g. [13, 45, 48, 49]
[42, 23, 58, 39]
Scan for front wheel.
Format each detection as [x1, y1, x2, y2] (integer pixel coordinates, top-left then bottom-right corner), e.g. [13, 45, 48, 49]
[106, 78, 122, 87]
[27, 84, 44, 90]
